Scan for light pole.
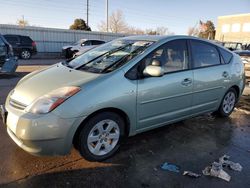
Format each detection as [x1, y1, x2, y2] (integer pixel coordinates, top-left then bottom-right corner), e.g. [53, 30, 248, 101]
[86, 0, 89, 26]
[106, 0, 109, 32]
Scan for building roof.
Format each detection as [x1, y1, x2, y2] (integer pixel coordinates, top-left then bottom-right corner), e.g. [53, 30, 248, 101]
[218, 13, 250, 19]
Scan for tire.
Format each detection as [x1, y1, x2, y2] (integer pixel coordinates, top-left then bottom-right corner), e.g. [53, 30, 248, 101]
[20, 49, 31, 59]
[217, 88, 237, 117]
[78, 112, 125, 161]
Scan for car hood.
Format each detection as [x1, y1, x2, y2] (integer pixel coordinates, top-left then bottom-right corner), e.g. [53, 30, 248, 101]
[10, 63, 100, 106]
[62, 45, 73, 50]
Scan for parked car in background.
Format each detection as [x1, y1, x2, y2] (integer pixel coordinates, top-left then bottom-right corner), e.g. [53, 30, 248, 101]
[0, 34, 13, 67]
[222, 42, 243, 51]
[4, 35, 37, 59]
[234, 50, 250, 64]
[0, 34, 18, 73]
[62, 39, 105, 58]
[2, 36, 245, 161]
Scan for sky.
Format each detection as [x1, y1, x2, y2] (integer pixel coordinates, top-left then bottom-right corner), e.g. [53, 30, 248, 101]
[0, 0, 249, 34]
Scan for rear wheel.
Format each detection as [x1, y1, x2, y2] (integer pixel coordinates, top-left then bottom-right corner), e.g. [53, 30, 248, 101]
[20, 49, 31, 59]
[217, 88, 237, 117]
[78, 112, 125, 161]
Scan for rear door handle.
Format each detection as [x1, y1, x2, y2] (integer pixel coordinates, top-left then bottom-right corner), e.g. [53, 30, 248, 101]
[181, 78, 192, 86]
[222, 71, 229, 78]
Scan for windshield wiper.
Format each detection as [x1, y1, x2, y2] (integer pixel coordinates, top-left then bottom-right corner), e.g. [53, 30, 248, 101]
[62, 60, 73, 68]
[101, 43, 151, 73]
[76, 43, 133, 70]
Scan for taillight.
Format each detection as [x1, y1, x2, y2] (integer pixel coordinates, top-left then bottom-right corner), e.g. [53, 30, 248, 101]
[32, 41, 36, 47]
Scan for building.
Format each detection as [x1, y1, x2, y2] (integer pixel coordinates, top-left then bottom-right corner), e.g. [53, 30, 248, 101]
[215, 13, 250, 43]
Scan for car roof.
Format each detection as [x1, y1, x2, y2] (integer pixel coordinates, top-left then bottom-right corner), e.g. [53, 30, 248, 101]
[4, 34, 31, 38]
[78, 39, 105, 42]
[120, 35, 219, 43]
[121, 35, 172, 42]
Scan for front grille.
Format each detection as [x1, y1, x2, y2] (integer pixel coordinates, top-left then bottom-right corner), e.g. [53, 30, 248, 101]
[9, 98, 27, 110]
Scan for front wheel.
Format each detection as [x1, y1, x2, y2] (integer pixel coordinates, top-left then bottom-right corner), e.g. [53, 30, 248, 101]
[217, 88, 237, 117]
[78, 112, 125, 161]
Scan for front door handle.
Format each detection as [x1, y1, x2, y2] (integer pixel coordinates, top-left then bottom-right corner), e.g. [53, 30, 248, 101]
[222, 71, 229, 78]
[181, 78, 192, 86]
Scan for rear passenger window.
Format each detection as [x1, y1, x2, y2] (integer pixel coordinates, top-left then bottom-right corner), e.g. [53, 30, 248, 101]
[4, 36, 19, 44]
[92, 40, 104, 45]
[191, 40, 220, 68]
[21, 36, 32, 44]
[218, 48, 233, 64]
[0, 37, 5, 46]
[83, 41, 92, 46]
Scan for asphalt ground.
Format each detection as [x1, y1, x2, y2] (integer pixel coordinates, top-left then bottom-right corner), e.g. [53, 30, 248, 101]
[0, 59, 250, 188]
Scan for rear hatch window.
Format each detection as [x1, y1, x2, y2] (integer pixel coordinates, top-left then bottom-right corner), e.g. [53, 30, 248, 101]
[21, 36, 33, 44]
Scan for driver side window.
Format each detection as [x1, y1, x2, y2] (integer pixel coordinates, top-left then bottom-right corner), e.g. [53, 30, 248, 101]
[0, 37, 7, 56]
[140, 39, 189, 74]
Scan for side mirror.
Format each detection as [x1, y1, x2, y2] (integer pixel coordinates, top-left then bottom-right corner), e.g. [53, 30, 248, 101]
[81, 43, 85, 46]
[143, 65, 164, 77]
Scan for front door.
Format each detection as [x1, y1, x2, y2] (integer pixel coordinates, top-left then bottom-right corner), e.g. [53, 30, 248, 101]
[0, 37, 7, 65]
[136, 39, 193, 131]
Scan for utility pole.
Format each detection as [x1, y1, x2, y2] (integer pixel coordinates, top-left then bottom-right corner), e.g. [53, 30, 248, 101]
[106, 0, 109, 32]
[86, 0, 89, 26]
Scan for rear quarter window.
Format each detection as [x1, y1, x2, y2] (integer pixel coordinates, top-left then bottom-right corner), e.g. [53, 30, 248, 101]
[218, 48, 233, 64]
[21, 36, 33, 44]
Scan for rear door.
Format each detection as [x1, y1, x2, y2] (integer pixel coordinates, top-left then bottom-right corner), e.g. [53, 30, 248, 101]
[4, 35, 19, 54]
[136, 39, 193, 131]
[190, 39, 231, 114]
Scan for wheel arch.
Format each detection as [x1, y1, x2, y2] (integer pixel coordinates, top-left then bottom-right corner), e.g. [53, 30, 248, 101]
[73, 107, 131, 147]
[230, 85, 240, 100]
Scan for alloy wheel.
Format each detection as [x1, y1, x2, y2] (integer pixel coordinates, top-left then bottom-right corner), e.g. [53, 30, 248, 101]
[87, 119, 120, 156]
[222, 91, 236, 114]
[21, 50, 31, 59]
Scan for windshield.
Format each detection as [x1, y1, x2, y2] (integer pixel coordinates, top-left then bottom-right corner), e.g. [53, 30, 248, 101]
[72, 39, 86, 45]
[68, 39, 154, 73]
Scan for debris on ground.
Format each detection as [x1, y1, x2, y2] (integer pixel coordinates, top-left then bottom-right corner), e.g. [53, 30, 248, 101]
[160, 155, 242, 181]
[202, 155, 243, 182]
[219, 155, 243, 172]
[161, 162, 180, 173]
[183, 171, 201, 178]
[203, 162, 231, 182]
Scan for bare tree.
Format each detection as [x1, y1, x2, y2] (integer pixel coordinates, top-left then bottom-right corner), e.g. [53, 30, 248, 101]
[17, 16, 29, 27]
[198, 20, 215, 39]
[98, 10, 128, 33]
[187, 27, 199, 36]
[126, 26, 145, 35]
[145, 27, 174, 35]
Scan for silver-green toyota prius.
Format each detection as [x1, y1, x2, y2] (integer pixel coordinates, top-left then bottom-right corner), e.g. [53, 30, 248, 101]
[3, 35, 245, 161]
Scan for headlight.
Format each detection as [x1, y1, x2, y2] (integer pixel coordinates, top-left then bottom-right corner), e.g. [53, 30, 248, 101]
[25, 86, 81, 114]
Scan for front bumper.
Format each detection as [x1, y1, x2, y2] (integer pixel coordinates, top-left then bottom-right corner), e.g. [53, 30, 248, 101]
[5, 104, 86, 156]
